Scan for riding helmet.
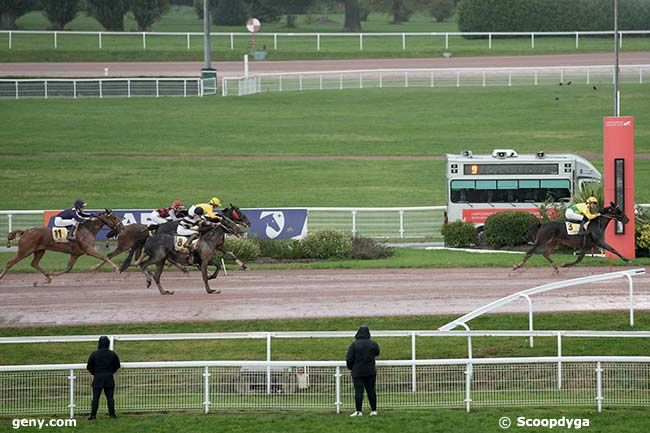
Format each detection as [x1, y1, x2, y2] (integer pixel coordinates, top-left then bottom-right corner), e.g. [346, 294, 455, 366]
[209, 197, 221, 207]
[74, 199, 86, 209]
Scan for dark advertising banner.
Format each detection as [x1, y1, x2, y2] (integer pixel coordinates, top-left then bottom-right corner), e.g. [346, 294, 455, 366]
[44, 208, 308, 241]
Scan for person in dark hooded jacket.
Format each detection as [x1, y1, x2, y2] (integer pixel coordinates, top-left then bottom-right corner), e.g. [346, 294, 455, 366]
[86, 336, 121, 420]
[346, 325, 380, 417]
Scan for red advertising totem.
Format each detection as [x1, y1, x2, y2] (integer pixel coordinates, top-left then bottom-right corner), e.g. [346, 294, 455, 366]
[603, 116, 635, 259]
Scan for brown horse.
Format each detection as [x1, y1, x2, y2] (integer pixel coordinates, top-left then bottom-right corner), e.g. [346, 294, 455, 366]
[90, 223, 150, 273]
[0, 210, 124, 284]
[512, 202, 630, 274]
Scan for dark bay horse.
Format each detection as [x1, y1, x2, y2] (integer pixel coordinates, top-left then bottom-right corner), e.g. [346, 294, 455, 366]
[512, 202, 630, 273]
[139, 219, 245, 295]
[0, 210, 124, 283]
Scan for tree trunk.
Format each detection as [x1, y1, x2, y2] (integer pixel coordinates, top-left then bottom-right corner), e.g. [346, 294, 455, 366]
[1, 11, 17, 30]
[343, 0, 362, 32]
[286, 14, 296, 28]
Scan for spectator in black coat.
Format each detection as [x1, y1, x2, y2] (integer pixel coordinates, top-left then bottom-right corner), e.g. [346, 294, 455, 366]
[346, 325, 380, 417]
[86, 336, 121, 420]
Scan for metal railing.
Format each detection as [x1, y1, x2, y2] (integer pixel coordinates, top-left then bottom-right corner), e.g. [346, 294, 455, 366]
[1, 357, 649, 416]
[222, 64, 650, 96]
[1, 30, 647, 52]
[0, 207, 445, 240]
[0, 78, 209, 99]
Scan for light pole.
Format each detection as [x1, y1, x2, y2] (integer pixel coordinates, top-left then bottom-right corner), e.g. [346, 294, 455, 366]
[614, 0, 620, 116]
[201, 0, 217, 85]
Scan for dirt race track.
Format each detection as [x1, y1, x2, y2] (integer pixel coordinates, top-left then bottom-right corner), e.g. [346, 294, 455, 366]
[0, 267, 647, 327]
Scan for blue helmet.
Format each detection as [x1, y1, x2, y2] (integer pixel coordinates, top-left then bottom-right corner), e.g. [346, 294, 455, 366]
[73, 199, 86, 209]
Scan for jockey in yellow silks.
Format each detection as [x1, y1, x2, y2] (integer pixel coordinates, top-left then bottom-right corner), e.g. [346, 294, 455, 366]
[565, 196, 600, 235]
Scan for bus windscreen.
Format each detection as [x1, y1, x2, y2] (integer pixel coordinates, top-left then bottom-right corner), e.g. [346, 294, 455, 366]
[463, 163, 559, 175]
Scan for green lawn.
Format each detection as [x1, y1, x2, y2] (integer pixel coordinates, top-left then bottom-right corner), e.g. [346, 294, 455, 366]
[1, 312, 649, 365]
[1, 409, 648, 433]
[1, 86, 650, 209]
[2, 8, 649, 61]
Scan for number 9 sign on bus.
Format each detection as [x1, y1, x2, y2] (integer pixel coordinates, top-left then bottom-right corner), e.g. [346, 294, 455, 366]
[445, 149, 601, 226]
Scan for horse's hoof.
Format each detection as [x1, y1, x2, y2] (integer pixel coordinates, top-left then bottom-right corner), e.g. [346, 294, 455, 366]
[33, 281, 38, 287]
[162, 290, 174, 295]
[146, 281, 151, 288]
[242, 265, 248, 271]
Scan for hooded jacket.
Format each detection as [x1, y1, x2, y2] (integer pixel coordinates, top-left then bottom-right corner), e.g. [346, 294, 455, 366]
[86, 336, 121, 388]
[346, 326, 380, 378]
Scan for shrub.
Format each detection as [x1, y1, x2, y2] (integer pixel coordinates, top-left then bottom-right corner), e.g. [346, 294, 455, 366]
[440, 221, 476, 248]
[350, 236, 394, 260]
[430, 0, 455, 23]
[301, 229, 353, 260]
[219, 237, 260, 262]
[254, 238, 306, 260]
[484, 211, 540, 248]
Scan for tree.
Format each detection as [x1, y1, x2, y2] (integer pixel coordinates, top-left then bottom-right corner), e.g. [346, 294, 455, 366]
[246, 0, 282, 23]
[272, 0, 315, 28]
[86, 0, 131, 31]
[131, 0, 169, 31]
[430, 0, 454, 22]
[0, 0, 36, 30]
[213, 0, 247, 26]
[343, 0, 362, 32]
[41, 0, 80, 30]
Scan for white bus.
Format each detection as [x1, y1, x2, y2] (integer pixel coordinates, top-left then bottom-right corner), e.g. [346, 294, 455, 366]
[445, 149, 601, 225]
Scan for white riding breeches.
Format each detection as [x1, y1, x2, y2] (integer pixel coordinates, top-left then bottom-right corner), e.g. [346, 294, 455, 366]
[177, 225, 197, 236]
[54, 217, 77, 227]
[565, 208, 583, 222]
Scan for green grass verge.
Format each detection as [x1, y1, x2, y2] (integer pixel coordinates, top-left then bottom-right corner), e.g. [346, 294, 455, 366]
[1, 312, 649, 365]
[2, 86, 650, 209]
[1, 409, 649, 433]
[4, 9, 650, 62]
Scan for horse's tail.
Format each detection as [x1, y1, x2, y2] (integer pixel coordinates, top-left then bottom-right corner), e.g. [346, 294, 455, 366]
[6, 230, 25, 247]
[526, 222, 542, 243]
[120, 238, 147, 272]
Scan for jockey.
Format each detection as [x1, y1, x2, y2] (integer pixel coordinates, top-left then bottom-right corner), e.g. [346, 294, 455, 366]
[150, 200, 185, 224]
[565, 196, 600, 235]
[53, 199, 95, 240]
[194, 197, 222, 222]
[177, 206, 209, 254]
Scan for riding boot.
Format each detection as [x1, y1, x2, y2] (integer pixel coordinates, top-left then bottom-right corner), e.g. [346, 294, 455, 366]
[579, 217, 589, 249]
[68, 226, 76, 240]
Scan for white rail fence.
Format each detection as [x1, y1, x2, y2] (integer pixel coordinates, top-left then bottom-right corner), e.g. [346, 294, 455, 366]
[0, 207, 446, 240]
[0, 78, 214, 99]
[1, 357, 649, 417]
[1, 30, 647, 52]
[222, 65, 650, 96]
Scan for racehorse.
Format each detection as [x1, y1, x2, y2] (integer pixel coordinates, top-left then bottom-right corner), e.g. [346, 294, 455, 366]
[512, 202, 631, 274]
[138, 216, 247, 295]
[0, 210, 124, 283]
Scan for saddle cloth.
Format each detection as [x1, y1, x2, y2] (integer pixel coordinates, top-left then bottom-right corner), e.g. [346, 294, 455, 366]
[51, 227, 69, 243]
[174, 236, 199, 253]
[565, 221, 589, 236]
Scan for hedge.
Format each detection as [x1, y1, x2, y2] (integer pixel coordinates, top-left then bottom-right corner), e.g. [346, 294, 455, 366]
[484, 211, 540, 248]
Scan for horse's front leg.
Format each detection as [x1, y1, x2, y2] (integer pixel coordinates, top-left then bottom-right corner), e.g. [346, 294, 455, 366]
[201, 259, 220, 294]
[593, 239, 631, 263]
[561, 250, 586, 268]
[47, 255, 80, 278]
[220, 247, 247, 270]
[542, 249, 560, 275]
[84, 247, 120, 272]
[512, 244, 539, 271]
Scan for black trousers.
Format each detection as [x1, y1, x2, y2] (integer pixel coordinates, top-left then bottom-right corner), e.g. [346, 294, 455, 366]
[91, 386, 115, 417]
[352, 375, 377, 412]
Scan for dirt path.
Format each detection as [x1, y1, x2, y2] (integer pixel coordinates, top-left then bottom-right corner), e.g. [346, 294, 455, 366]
[0, 267, 646, 327]
[2, 52, 649, 79]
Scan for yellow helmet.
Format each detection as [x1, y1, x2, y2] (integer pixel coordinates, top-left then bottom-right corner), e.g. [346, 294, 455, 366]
[587, 196, 598, 204]
[209, 197, 221, 207]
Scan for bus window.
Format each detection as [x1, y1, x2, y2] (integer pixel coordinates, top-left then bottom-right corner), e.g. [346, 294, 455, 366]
[450, 179, 571, 204]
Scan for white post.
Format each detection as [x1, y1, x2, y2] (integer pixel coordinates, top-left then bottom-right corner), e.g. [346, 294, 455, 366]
[456, 71, 460, 87]
[44, 80, 48, 99]
[596, 361, 603, 413]
[99, 80, 103, 98]
[187, 33, 190, 50]
[557, 333, 562, 389]
[203, 366, 211, 414]
[411, 332, 417, 392]
[508, 72, 512, 87]
[535, 70, 538, 85]
[575, 32, 579, 49]
[142, 32, 146, 49]
[68, 369, 76, 419]
[619, 32, 623, 48]
[273, 33, 277, 50]
[402, 33, 406, 50]
[561, 69, 564, 83]
[220, 258, 227, 276]
[359, 33, 363, 51]
[531, 33, 535, 49]
[8, 213, 13, 233]
[108, 336, 114, 350]
[279, 75, 282, 92]
[587, 69, 590, 84]
[317, 33, 320, 51]
[351, 210, 357, 237]
[300, 75, 303, 91]
[230, 33, 234, 50]
[8, 31, 12, 49]
[244, 54, 249, 77]
[482, 71, 486, 87]
[640, 67, 643, 84]
[73, 80, 77, 99]
[128, 80, 131, 98]
[465, 361, 472, 413]
[156, 79, 159, 97]
[319, 74, 323, 90]
[627, 273, 634, 327]
[404, 71, 408, 88]
[339, 74, 343, 90]
[266, 333, 271, 395]
[520, 294, 534, 348]
[431, 71, 434, 87]
[184, 79, 187, 97]
[99, 32, 102, 49]
[335, 366, 341, 414]
[399, 210, 405, 238]
[54, 31, 58, 49]
[445, 33, 449, 49]
[379, 72, 383, 89]
[488, 33, 492, 49]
